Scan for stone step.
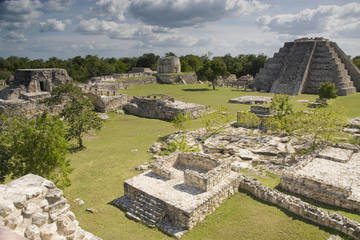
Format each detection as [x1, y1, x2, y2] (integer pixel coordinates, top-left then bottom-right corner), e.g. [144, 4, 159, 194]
[338, 87, 357, 96]
[133, 204, 162, 220]
[133, 200, 163, 216]
[135, 194, 164, 209]
[336, 81, 354, 89]
[126, 210, 156, 228]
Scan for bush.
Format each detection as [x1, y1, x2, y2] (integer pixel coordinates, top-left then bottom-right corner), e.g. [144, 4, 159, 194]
[319, 82, 337, 99]
[270, 94, 293, 118]
[161, 135, 199, 155]
[237, 111, 261, 129]
[202, 106, 234, 137]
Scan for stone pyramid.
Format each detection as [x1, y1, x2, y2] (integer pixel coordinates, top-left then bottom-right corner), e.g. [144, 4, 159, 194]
[254, 37, 360, 96]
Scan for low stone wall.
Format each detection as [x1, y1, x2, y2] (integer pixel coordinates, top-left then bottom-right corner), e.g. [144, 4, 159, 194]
[87, 93, 130, 112]
[0, 174, 101, 240]
[90, 73, 154, 83]
[280, 173, 358, 211]
[0, 99, 47, 118]
[238, 175, 360, 240]
[156, 73, 197, 84]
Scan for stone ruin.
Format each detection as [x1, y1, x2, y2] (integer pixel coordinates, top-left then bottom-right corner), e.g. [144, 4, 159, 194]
[229, 95, 272, 104]
[0, 174, 100, 240]
[129, 67, 155, 74]
[123, 94, 209, 121]
[281, 144, 360, 212]
[254, 37, 360, 96]
[113, 152, 240, 238]
[0, 69, 72, 117]
[157, 56, 181, 74]
[86, 92, 131, 113]
[156, 72, 198, 85]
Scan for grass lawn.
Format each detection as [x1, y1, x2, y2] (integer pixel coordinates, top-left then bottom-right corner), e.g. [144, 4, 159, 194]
[64, 83, 360, 240]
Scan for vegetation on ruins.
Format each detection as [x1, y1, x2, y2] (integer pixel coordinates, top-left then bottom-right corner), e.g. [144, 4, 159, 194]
[319, 81, 338, 100]
[202, 106, 234, 137]
[44, 84, 103, 149]
[236, 111, 262, 129]
[0, 112, 71, 188]
[196, 58, 230, 90]
[270, 94, 294, 118]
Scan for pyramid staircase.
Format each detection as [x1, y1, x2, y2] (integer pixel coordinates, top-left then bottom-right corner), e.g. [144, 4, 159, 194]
[125, 191, 165, 228]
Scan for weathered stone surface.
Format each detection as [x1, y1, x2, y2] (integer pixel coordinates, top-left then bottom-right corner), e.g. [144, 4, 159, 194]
[229, 96, 272, 104]
[123, 95, 209, 121]
[317, 146, 353, 163]
[87, 93, 130, 113]
[157, 56, 181, 74]
[254, 37, 358, 96]
[114, 152, 240, 237]
[0, 174, 101, 240]
[156, 72, 197, 84]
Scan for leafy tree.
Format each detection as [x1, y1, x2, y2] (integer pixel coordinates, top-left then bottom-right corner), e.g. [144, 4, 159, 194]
[197, 59, 229, 90]
[319, 82, 337, 100]
[0, 112, 71, 188]
[353, 56, 360, 69]
[165, 52, 176, 57]
[44, 84, 103, 148]
[136, 53, 160, 70]
[270, 94, 294, 118]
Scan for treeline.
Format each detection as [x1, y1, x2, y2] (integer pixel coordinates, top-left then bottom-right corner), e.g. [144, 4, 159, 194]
[1, 53, 358, 83]
[0, 52, 268, 83]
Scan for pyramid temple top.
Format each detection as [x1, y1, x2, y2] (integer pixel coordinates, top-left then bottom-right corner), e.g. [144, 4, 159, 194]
[294, 37, 329, 42]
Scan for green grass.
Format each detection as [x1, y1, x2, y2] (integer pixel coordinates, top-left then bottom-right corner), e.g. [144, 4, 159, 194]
[0, 85, 7, 89]
[64, 83, 360, 240]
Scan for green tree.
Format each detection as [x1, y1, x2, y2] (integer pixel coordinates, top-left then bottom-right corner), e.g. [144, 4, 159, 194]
[136, 53, 160, 70]
[353, 56, 360, 69]
[44, 84, 103, 148]
[270, 94, 294, 118]
[319, 82, 337, 100]
[197, 59, 229, 90]
[165, 52, 176, 57]
[0, 112, 71, 188]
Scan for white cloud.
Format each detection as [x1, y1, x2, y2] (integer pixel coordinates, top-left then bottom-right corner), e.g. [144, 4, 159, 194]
[2, 31, 27, 42]
[257, 2, 360, 37]
[0, 0, 42, 30]
[44, 0, 73, 11]
[39, 19, 66, 32]
[91, 0, 130, 21]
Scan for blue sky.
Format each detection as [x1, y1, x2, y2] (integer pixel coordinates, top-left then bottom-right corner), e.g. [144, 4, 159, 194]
[0, 0, 359, 59]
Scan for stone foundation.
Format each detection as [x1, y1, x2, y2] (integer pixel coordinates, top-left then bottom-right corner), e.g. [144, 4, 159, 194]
[280, 147, 360, 212]
[113, 152, 240, 238]
[156, 73, 197, 84]
[0, 174, 101, 240]
[123, 95, 208, 121]
[87, 93, 130, 112]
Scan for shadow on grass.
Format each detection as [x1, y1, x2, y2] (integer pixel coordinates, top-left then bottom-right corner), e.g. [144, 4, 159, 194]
[182, 88, 211, 92]
[238, 189, 351, 239]
[68, 145, 86, 153]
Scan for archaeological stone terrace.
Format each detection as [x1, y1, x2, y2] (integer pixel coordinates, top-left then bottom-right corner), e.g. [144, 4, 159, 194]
[123, 94, 209, 121]
[254, 37, 360, 96]
[113, 152, 240, 238]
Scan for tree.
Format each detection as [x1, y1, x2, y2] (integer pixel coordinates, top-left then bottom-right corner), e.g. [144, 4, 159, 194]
[44, 84, 103, 148]
[136, 53, 160, 70]
[319, 82, 337, 100]
[197, 59, 229, 90]
[165, 52, 176, 57]
[270, 94, 294, 118]
[353, 56, 360, 69]
[0, 112, 71, 188]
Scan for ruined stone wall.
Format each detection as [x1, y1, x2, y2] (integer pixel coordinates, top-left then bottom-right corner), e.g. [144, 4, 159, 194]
[87, 93, 130, 113]
[157, 57, 181, 74]
[156, 73, 197, 84]
[90, 73, 154, 83]
[239, 175, 360, 240]
[174, 153, 219, 172]
[280, 173, 358, 211]
[0, 174, 101, 240]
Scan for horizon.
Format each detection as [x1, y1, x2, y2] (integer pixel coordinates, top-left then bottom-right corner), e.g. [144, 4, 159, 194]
[1, 0, 360, 60]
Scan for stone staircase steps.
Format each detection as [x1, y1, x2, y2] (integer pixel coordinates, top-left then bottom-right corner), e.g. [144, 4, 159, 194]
[125, 191, 165, 228]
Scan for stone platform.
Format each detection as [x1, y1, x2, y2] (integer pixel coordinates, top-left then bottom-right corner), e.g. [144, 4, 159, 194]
[228, 96, 272, 104]
[281, 145, 360, 211]
[113, 153, 240, 238]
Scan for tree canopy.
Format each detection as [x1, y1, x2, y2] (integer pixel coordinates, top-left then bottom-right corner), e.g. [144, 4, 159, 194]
[44, 84, 103, 149]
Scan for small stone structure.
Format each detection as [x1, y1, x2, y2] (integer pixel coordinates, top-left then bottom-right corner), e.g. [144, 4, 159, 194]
[250, 106, 274, 117]
[87, 93, 131, 113]
[254, 37, 360, 96]
[217, 74, 237, 86]
[0, 174, 101, 240]
[229, 96, 273, 104]
[157, 56, 181, 74]
[156, 72, 198, 84]
[113, 152, 240, 238]
[0, 68, 72, 117]
[123, 94, 208, 121]
[129, 67, 155, 73]
[281, 144, 360, 212]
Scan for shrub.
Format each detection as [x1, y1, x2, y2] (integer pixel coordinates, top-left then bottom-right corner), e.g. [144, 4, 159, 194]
[270, 94, 293, 118]
[161, 135, 199, 155]
[237, 111, 261, 129]
[319, 82, 337, 99]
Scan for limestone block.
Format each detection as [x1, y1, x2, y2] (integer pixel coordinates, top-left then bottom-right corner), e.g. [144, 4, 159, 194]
[0, 199, 16, 217]
[56, 215, 78, 235]
[4, 210, 23, 229]
[23, 202, 41, 216]
[31, 212, 48, 227]
[40, 222, 57, 240]
[45, 188, 63, 204]
[25, 224, 41, 240]
[49, 203, 70, 221]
